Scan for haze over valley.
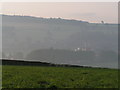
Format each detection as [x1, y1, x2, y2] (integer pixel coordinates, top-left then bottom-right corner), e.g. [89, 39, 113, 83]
[1, 15, 118, 68]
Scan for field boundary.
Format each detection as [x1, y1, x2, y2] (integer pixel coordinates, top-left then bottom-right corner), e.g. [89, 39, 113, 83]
[1, 59, 110, 69]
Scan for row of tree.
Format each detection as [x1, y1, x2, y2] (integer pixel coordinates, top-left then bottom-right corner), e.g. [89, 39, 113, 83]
[1, 49, 117, 63]
[2, 52, 24, 59]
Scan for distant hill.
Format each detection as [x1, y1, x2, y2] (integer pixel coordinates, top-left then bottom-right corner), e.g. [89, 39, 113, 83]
[2, 15, 117, 53]
[1, 15, 118, 68]
[2, 15, 89, 25]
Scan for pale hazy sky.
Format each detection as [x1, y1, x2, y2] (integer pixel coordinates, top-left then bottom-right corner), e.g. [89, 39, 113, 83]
[2, 2, 118, 23]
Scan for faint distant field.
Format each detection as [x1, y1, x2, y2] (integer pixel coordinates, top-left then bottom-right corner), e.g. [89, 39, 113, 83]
[2, 65, 118, 88]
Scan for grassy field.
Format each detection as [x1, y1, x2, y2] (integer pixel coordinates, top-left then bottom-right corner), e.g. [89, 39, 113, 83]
[2, 65, 118, 88]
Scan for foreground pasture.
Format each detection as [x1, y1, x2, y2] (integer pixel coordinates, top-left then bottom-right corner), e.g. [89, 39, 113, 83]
[2, 65, 118, 88]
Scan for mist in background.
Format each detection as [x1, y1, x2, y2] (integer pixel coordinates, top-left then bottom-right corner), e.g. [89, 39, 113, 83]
[2, 15, 118, 68]
[1, 2, 118, 68]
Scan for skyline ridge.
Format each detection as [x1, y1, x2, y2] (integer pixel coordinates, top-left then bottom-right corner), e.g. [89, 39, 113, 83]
[1, 14, 118, 24]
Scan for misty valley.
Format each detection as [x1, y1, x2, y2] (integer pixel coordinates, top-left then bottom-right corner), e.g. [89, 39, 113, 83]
[1, 15, 118, 68]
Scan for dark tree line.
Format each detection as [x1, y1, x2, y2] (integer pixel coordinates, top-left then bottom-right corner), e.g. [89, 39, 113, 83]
[26, 49, 117, 63]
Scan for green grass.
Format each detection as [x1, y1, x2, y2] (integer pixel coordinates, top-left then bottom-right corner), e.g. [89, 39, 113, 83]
[2, 65, 118, 88]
